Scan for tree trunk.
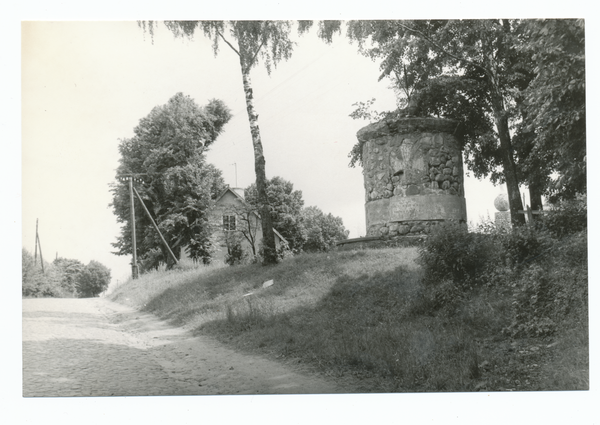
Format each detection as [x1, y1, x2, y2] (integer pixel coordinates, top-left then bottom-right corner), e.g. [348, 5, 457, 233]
[495, 115, 526, 226]
[529, 182, 544, 219]
[239, 64, 277, 264]
[489, 85, 526, 226]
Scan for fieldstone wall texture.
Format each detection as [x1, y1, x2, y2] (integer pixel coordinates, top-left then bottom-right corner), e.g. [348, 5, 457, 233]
[358, 117, 467, 238]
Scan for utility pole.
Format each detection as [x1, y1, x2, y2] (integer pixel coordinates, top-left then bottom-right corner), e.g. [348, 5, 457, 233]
[118, 174, 146, 279]
[118, 172, 179, 276]
[128, 176, 139, 279]
[132, 186, 178, 266]
[34, 219, 38, 265]
[35, 219, 44, 273]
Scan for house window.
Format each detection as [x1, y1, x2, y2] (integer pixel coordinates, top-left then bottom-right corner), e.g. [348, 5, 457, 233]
[223, 215, 236, 231]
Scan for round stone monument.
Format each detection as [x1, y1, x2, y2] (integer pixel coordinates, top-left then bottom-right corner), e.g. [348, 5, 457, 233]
[357, 116, 467, 238]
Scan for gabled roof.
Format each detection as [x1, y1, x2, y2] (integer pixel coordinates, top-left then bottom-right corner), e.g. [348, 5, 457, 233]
[215, 186, 246, 204]
[215, 187, 288, 245]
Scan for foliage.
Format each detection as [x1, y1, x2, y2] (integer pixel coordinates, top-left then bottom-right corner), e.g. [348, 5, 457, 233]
[22, 249, 110, 298]
[245, 176, 306, 252]
[22, 249, 66, 298]
[77, 261, 111, 298]
[110, 235, 587, 392]
[499, 224, 553, 268]
[331, 19, 584, 224]
[348, 98, 387, 123]
[224, 232, 248, 266]
[244, 177, 349, 253]
[540, 194, 587, 238]
[110, 93, 231, 270]
[301, 206, 349, 252]
[504, 239, 587, 338]
[518, 19, 586, 200]
[417, 222, 497, 287]
[151, 20, 313, 265]
[52, 257, 85, 296]
[418, 192, 587, 339]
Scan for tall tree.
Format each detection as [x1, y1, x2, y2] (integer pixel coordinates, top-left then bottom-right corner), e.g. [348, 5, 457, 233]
[142, 20, 312, 264]
[53, 257, 85, 296]
[519, 19, 586, 202]
[110, 93, 231, 269]
[302, 206, 349, 252]
[328, 20, 531, 225]
[245, 176, 306, 252]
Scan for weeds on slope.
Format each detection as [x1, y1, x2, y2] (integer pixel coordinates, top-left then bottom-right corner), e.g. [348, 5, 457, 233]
[110, 210, 588, 393]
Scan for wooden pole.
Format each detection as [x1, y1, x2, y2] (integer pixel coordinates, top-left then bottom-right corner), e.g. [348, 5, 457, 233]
[129, 177, 139, 279]
[36, 233, 44, 274]
[34, 219, 38, 266]
[132, 186, 178, 265]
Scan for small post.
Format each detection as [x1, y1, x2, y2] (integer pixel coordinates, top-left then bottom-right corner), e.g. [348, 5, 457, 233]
[129, 176, 139, 279]
[526, 205, 534, 224]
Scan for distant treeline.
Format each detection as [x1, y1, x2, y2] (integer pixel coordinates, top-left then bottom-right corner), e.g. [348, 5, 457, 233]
[22, 249, 111, 298]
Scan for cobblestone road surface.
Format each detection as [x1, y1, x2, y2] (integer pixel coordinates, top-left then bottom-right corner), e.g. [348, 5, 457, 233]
[22, 298, 348, 397]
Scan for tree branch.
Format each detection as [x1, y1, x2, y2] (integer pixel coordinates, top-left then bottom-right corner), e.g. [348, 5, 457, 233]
[397, 21, 491, 79]
[244, 37, 268, 73]
[217, 29, 240, 57]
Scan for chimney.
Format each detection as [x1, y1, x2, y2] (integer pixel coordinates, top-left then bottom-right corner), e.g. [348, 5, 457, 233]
[231, 187, 245, 200]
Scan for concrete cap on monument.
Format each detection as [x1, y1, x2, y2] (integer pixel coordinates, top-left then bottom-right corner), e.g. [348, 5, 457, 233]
[494, 193, 509, 212]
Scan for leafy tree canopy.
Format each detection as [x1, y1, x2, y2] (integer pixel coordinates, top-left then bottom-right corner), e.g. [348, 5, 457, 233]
[302, 206, 349, 252]
[110, 93, 232, 269]
[325, 19, 585, 221]
[518, 19, 586, 200]
[77, 260, 111, 298]
[245, 176, 306, 252]
[143, 20, 316, 264]
[244, 176, 349, 253]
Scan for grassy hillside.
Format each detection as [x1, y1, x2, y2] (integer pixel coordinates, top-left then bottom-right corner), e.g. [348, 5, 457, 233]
[109, 244, 587, 393]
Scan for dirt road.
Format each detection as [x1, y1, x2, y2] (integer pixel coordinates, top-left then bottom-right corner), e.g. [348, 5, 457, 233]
[22, 297, 349, 397]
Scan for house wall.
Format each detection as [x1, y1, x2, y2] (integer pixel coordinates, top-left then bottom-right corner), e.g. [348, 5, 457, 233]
[211, 190, 283, 263]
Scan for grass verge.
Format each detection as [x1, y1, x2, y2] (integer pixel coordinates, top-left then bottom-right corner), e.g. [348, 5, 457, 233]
[109, 247, 587, 392]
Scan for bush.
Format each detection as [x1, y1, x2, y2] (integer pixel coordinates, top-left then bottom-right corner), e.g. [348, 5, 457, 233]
[417, 222, 497, 287]
[503, 229, 588, 337]
[77, 261, 111, 297]
[499, 224, 553, 268]
[225, 241, 248, 266]
[22, 248, 71, 298]
[540, 194, 587, 238]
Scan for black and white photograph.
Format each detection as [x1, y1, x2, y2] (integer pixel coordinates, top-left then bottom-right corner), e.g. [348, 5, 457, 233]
[9, 3, 597, 424]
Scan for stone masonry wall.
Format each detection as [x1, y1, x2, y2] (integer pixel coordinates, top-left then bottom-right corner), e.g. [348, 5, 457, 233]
[358, 117, 467, 238]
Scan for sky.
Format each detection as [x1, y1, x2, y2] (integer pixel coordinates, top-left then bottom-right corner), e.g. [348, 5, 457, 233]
[8, 4, 600, 424]
[20, 21, 513, 287]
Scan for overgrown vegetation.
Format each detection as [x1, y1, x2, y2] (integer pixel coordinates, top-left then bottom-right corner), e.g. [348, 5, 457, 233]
[109, 197, 587, 392]
[22, 250, 112, 298]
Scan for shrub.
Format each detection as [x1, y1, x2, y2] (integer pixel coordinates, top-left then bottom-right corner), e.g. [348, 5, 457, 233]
[417, 221, 497, 287]
[504, 244, 588, 338]
[499, 224, 553, 268]
[77, 261, 111, 297]
[22, 248, 71, 298]
[540, 194, 587, 238]
[225, 241, 248, 266]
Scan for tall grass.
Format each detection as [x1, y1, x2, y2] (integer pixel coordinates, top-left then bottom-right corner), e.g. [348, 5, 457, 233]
[109, 236, 587, 392]
[110, 248, 490, 391]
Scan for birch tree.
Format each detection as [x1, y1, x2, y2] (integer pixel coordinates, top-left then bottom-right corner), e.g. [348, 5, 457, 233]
[142, 20, 311, 264]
